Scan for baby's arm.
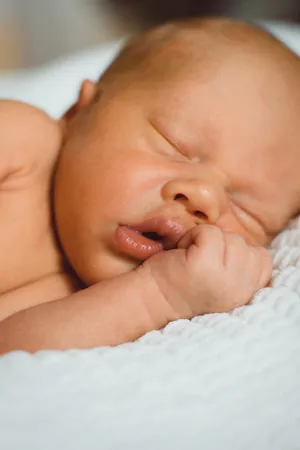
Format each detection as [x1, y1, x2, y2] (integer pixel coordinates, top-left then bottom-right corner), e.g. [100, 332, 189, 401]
[0, 269, 173, 354]
[0, 225, 272, 354]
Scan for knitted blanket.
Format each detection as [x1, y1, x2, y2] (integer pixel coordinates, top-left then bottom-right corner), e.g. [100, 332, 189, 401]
[1, 219, 300, 450]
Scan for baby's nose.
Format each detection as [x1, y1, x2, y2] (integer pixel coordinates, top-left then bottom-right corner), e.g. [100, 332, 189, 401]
[162, 178, 225, 224]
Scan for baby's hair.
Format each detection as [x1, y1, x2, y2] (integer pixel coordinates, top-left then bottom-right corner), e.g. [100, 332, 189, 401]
[97, 17, 299, 90]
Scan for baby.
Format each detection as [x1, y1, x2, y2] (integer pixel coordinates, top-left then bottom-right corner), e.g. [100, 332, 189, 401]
[0, 17, 299, 353]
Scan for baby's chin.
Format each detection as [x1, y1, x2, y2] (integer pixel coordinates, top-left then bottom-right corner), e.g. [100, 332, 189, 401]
[72, 250, 140, 286]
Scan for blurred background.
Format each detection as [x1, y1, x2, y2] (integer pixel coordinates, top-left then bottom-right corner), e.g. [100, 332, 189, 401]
[0, 0, 300, 70]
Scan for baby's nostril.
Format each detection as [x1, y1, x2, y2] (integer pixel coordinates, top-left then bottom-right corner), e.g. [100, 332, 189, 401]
[174, 193, 188, 201]
[173, 194, 208, 220]
[194, 211, 208, 220]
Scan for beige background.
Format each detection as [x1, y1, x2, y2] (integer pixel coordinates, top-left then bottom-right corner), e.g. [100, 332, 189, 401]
[0, 0, 299, 71]
[0, 0, 138, 70]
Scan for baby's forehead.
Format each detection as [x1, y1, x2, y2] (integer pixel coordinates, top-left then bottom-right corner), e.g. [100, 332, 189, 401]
[96, 19, 300, 171]
[101, 18, 299, 89]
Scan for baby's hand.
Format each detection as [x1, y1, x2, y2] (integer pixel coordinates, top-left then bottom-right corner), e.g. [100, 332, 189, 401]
[140, 225, 272, 319]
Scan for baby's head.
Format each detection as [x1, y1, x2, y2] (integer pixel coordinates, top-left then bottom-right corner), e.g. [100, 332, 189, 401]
[54, 18, 300, 286]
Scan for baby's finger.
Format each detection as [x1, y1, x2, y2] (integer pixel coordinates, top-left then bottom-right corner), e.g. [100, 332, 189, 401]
[177, 227, 196, 249]
[180, 225, 226, 262]
[222, 232, 247, 269]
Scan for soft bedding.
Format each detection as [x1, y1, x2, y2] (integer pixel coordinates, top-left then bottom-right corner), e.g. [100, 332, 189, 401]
[0, 21, 300, 450]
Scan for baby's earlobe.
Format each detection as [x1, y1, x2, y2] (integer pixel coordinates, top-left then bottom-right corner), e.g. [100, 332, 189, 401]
[78, 80, 98, 109]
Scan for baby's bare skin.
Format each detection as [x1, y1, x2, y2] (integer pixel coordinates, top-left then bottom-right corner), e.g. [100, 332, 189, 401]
[0, 18, 299, 353]
[0, 101, 80, 320]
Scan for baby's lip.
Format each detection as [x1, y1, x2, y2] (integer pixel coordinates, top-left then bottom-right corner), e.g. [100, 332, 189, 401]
[131, 216, 185, 250]
[115, 216, 186, 261]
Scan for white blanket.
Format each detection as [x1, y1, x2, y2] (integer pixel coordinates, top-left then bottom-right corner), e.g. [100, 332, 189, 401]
[0, 21, 300, 450]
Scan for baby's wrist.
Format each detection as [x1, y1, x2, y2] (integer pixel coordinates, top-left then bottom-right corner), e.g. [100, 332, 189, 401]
[135, 264, 181, 328]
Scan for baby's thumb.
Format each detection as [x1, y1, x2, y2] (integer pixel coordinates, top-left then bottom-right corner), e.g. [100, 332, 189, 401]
[257, 248, 273, 289]
[177, 228, 195, 249]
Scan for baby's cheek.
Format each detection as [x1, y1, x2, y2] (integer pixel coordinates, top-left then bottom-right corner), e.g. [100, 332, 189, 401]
[215, 214, 265, 247]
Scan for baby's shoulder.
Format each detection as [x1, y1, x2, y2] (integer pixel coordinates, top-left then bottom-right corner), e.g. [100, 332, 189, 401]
[0, 100, 62, 181]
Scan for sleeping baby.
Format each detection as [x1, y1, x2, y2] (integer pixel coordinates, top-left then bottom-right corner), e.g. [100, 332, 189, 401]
[1, 17, 299, 353]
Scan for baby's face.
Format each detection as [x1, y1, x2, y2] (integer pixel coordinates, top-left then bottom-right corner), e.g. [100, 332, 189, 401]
[55, 56, 300, 285]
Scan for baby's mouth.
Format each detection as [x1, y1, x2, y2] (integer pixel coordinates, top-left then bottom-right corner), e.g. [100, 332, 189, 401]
[115, 217, 184, 261]
[141, 231, 164, 242]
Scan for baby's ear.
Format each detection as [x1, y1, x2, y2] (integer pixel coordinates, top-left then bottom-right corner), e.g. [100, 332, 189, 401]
[77, 79, 98, 109]
[61, 80, 97, 124]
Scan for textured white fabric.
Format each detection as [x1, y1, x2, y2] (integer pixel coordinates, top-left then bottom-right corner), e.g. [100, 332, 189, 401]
[0, 20, 300, 450]
[1, 219, 300, 449]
